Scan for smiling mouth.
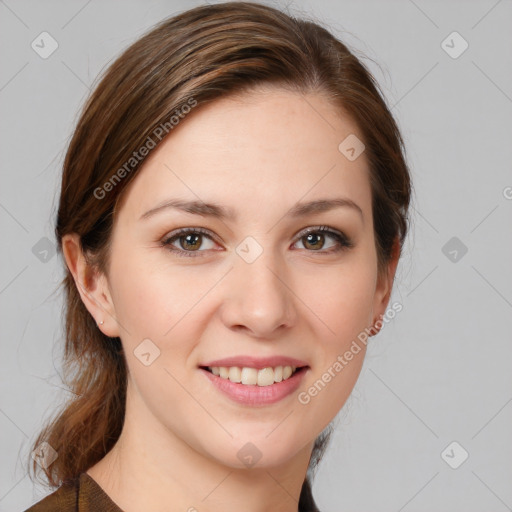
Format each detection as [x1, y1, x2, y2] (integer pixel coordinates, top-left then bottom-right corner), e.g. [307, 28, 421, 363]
[200, 365, 307, 387]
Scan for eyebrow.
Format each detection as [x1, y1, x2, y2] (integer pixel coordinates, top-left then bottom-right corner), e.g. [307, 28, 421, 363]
[139, 197, 364, 222]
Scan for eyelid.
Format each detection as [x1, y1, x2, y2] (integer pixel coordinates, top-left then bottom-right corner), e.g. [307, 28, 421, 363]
[294, 225, 354, 250]
[162, 225, 347, 242]
[161, 227, 221, 248]
[295, 225, 345, 240]
[161, 225, 353, 256]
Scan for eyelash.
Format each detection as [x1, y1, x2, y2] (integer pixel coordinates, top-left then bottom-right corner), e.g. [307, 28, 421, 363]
[160, 225, 354, 258]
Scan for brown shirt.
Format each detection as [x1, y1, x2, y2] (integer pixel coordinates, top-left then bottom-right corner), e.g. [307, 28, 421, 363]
[24, 472, 123, 512]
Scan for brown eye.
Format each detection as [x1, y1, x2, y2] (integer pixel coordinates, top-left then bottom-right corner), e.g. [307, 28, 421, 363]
[294, 226, 353, 254]
[302, 232, 327, 250]
[179, 233, 202, 251]
[162, 225, 353, 258]
[162, 228, 217, 257]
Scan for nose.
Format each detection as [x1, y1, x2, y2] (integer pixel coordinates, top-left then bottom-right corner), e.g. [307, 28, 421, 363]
[219, 245, 297, 338]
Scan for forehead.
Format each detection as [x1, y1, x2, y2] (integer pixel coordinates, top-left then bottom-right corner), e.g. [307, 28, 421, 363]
[115, 88, 372, 224]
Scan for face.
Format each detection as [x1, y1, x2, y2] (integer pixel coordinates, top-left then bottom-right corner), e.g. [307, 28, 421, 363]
[75, 87, 395, 470]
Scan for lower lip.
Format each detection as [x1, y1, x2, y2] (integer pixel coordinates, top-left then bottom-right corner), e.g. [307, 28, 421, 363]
[200, 367, 309, 406]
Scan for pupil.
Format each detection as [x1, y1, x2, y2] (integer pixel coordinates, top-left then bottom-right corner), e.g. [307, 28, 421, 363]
[305, 233, 323, 250]
[181, 233, 326, 251]
[184, 234, 200, 250]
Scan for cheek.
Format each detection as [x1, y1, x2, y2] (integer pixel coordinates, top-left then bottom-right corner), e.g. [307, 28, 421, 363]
[294, 266, 374, 433]
[296, 258, 377, 344]
[110, 239, 377, 352]
[109, 268, 168, 339]
[291, 255, 375, 420]
[296, 345, 366, 440]
[108, 249, 221, 385]
[108, 246, 199, 338]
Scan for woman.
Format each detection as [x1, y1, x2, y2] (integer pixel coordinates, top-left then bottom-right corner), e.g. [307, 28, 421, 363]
[26, 2, 411, 511]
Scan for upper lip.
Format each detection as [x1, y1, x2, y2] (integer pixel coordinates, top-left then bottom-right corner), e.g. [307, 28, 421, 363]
[199, 355, 309, 370]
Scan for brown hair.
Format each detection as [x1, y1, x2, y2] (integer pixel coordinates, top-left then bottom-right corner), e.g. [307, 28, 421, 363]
[29, 2, 411, 511]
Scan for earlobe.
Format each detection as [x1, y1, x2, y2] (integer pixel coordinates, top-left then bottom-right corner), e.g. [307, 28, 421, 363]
[61, 233, 119, 337]
[371, 237, 401, 336]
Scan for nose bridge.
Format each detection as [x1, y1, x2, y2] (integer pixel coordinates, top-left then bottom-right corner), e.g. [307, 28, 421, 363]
[222, 235, 295, 334]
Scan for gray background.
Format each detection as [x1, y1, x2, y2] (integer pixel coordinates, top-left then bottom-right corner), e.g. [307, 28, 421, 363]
[1, 0, 511, 511]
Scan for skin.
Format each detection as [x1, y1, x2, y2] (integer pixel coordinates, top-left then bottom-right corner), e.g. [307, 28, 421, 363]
[63, 87, 399, 512]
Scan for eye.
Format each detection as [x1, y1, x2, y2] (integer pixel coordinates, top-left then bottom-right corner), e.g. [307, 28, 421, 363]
[161, 225, 353, 258]
[292, 225, 353, 254]
[161, 227, 218, 257]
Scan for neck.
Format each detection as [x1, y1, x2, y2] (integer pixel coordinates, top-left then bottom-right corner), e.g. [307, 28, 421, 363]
[87, 378, 314, 512]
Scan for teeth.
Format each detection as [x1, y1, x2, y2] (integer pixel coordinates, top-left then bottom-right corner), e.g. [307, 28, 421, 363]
[228, 366, 241, 383]
[208, 365, 298, 386]
[241, 367, 258, 385]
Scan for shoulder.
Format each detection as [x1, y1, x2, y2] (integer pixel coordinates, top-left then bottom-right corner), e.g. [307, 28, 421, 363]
[24, 472, 123, 512]
[24, 478, 78, 511]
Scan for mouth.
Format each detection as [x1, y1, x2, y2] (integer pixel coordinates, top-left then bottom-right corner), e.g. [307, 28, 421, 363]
[199, 365, 308, 386]
[199, 364, 309, 406]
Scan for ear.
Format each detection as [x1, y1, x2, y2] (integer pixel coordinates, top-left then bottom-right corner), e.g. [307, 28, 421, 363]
[369, 236, 401, 336]
[61, 233, 120, 338]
